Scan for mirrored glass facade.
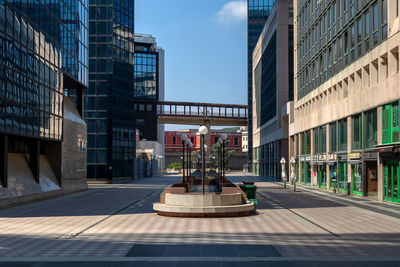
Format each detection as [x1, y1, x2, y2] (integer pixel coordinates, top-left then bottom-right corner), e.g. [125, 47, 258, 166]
[247, 0, 275, 169]
[0, 0, 88, 141]
[134, 52, 157, 99]
[87, 0, 135, 180]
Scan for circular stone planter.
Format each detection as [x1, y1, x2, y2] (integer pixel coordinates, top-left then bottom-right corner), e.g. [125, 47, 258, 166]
[153, 192, 255, 217]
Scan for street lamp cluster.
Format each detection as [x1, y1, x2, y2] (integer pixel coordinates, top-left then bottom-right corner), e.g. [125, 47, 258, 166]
[215, 133, 228, 184]
[180, 133, 193, 183]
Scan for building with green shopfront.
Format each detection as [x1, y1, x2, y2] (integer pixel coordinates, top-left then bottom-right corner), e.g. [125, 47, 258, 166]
[288, 0, 399, 203]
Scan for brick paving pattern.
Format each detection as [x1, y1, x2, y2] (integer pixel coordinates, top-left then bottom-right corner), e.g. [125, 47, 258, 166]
[0, 174, 399, 259]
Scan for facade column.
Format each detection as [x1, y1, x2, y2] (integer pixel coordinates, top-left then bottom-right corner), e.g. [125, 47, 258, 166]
[298, 133, 302, 184]
[326, 124, 331, 189]
[347, 116, 352, 184]
[310, 128, 314, 186]
[377, 106, 384, 201]
[29, 140, 40, 184]
[0, 135, 8, 188]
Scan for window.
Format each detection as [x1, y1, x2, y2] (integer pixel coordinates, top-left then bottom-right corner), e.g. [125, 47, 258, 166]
[301, 130, 311, 154]
[214, 136, 219, 144]
[320, 125, 327, 153]
[136, 119, 145, 125]
[234, 137, 239, 146]
[382, 0, 388, 38]
[339, 119, 348, 151]
[383, 102, 400, 144]
[365, 11, 370, 51]
[364, 109, 377, 148]
[330, 122, 337, 152]
[357, 18, 362, 56]
[373, 3, 379, 46]
[314, 128, 319, 153]
[172, 136, 176, 145]
[352, 114, 362, 150]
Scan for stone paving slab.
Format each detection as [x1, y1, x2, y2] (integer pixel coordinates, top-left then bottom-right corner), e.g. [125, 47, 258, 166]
[0, 173, 399, 262]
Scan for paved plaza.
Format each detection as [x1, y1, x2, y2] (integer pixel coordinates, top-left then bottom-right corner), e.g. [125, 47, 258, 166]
[0, 173, 399, 266]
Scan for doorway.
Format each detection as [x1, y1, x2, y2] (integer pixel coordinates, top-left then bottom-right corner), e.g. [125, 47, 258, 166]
[384, 161, 400, 203]
[351, 163, 362, 196]
[365, 161, 377, 198]
[318, 164, 327, 188]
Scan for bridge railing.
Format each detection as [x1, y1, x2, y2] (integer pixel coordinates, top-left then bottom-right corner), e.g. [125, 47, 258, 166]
[157, 101, 247, 119]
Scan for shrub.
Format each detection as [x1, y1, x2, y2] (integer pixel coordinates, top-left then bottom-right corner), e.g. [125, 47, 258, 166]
[167, 162, 182, 169]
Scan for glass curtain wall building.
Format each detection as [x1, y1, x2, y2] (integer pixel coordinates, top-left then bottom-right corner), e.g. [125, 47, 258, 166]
[87, 0, 135, 181]
[134, 34, 160, 142]
[0, 1, 88, 196]
[247, 0, 275, 171]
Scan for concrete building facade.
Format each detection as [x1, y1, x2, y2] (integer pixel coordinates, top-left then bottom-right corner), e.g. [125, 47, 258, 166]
[252, 0, 294, 179]
[290, 0, 400, 203]
[247, 0, 276, 171]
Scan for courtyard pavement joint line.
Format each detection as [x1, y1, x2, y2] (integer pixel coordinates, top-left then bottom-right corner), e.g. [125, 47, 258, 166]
[262, 177, 400, 219]
[1, 256, 400, 262]
[56, 180, 172, 240]
[257, 191, 341, 238]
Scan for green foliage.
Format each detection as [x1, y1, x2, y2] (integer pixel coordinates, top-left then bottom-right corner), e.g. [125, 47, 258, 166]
[167, 162, 182, 169]
[212, 140, 235, 169]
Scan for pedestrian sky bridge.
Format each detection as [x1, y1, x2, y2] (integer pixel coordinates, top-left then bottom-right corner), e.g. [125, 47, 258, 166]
[156, 101, 248, 126]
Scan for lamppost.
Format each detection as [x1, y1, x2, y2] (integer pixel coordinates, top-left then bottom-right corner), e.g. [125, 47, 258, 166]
[188, 142, 193, 178]
[198, 125, 208, 195]
[280, 157, 287, 189]
[217, 138, 223, 181]
[180, 133, 188, 182]
[290, 157, 296, 192]
[220, 133, 228, 183]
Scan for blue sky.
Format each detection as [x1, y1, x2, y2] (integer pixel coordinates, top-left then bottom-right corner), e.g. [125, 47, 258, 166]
[135, 0, 247, 130]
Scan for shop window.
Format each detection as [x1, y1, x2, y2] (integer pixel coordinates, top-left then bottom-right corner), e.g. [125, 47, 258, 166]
[364, 108, 377, 148]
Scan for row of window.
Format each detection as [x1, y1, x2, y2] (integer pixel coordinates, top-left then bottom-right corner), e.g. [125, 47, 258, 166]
[297, 0, 388, 99]
[295, 104, 399, 155]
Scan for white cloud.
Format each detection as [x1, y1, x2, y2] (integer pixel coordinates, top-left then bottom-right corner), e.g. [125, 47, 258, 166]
[214, 1, 247, 25]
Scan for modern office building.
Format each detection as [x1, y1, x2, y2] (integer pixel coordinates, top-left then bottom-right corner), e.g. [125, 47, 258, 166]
[247, 0, 276, 171]
[87, 0, 136, 182]
[0, 0, 88, 206]
[252, 0, 294, 179]
[290, 0, 400, 203]
[134, 34, 165, 145]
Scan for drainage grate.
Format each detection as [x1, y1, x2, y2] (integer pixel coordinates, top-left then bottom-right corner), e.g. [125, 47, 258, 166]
[126, 244, 281, 257]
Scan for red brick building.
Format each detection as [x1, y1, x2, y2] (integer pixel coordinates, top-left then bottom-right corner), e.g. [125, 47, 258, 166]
[165, 130, 243, 152]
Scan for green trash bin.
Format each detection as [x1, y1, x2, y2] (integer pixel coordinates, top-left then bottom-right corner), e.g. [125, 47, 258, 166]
[244, 184, 257, 206]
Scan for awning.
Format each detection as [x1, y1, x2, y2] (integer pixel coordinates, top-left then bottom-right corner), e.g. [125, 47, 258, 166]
[373, 144, 400, 152]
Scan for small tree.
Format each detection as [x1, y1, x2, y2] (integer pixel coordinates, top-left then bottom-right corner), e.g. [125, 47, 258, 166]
[212, 140, 235, 170]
